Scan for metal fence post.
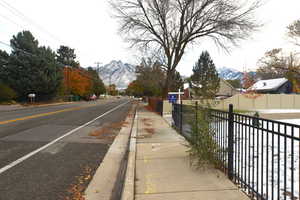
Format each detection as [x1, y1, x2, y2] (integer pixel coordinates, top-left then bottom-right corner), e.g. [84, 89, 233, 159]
[228, 104, 234, 180]
[195, 101, 198, 134]
[180, 100, 183, 135]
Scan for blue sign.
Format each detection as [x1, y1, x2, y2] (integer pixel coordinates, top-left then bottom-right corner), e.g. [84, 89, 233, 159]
[168, 94, 177, 103]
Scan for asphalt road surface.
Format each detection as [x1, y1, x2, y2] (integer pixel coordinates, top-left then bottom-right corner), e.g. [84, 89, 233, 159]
[0, 98, 133, 200]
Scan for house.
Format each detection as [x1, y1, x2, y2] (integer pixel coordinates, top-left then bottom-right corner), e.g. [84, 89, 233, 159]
[216, 79, 240, 98]
[248, 78, 293, 94]
[183, 79, 239, 99]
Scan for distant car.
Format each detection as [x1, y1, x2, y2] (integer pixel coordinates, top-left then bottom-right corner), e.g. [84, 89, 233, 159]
[90, 94, 97, 101]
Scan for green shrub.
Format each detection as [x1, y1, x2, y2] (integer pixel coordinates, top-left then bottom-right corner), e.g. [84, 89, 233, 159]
[186, 105, 222, 169]
[0, 83, 17, 102]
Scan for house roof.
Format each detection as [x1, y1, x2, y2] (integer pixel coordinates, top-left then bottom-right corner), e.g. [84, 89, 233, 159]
[183, 79, 238, 97]
[249, 78, 288, 92]
[220, 79, 235, 90]
[184, 83, 189, 89]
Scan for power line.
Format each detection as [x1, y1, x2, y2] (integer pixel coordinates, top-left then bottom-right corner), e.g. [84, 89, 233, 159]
[0, 12, 27, 30]
[0, 0, 67, 46]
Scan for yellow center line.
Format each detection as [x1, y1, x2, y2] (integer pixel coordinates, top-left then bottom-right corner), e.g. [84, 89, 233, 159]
[0, 104, 95, 125]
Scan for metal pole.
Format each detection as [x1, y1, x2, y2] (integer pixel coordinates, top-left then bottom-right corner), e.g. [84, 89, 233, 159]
[180, 100, 183, 135]
[195, 101, 198, 134]
[228, 104, 234, 180]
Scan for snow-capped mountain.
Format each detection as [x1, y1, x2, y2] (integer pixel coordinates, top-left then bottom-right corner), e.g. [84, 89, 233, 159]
[97, 60, 136, 89]
[217, 67, 244, 80]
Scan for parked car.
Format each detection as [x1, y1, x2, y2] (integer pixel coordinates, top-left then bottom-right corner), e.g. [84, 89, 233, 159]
[89, 94, 97, 101]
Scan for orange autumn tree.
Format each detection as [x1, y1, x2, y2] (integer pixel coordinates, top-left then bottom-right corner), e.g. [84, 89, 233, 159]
[63, 67, 93, 97]
[242, 71, 262, 99]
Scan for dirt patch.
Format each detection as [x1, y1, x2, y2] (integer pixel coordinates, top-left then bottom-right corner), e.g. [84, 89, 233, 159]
[89, 127, 111, 137]
[89, 121, 129, 140]
[88, 103, 136, 140]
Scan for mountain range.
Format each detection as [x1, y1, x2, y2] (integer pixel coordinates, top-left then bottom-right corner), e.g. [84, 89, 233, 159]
[97, 60, 136, 89]
[217, 67, 244, 80]
[97, 60, 248, 89]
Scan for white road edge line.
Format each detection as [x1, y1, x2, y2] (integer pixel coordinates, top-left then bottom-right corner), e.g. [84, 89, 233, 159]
[0, 100, 131, 175]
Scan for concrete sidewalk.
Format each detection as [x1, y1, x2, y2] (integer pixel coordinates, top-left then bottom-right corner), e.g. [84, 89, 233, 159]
[133, 105, 249, 200]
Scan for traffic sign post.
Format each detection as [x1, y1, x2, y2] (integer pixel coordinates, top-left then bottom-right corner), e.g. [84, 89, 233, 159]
[168, 89, 184, 104]
[168, 94, 177, 103]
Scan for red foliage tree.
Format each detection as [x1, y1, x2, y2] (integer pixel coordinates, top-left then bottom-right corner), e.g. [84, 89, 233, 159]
[63, 67, 93, 97]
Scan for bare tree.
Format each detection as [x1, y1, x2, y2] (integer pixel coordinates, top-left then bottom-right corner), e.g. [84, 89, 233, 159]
[111, 0, 260, 96]
[257, 48, 300, 84]
[288, 19, 300, 46]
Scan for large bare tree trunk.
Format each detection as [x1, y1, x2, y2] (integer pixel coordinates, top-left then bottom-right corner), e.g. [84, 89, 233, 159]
[162, 72, 170, 98]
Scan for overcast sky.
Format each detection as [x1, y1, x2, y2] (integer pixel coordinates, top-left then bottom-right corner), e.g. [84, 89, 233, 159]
[0, 0, 300, 76]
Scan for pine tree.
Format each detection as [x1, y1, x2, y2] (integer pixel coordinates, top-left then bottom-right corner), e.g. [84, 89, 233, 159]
[57, 45, 80, 67]
[4, 31, 62, 100]
[169, 71, 184, 92]
[190, 51, 220, 99]
[0, 50, 9, 82]
[87, 67, 106, 96]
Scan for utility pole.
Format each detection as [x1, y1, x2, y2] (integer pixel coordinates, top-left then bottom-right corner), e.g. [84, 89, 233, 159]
[95, 62, 102, 73]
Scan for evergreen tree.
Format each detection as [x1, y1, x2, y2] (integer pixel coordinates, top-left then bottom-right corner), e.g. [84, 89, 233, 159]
[190, 51, 220, 99]
[0, 50, 9, 82]
[169, 71, 184, 92]
[87, 67, 106, 96]
[57, 45, 80, 67]
[4, 31, 62, 100]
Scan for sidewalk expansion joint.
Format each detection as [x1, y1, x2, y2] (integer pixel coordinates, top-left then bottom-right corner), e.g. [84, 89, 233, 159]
[136, 188, 240, 196]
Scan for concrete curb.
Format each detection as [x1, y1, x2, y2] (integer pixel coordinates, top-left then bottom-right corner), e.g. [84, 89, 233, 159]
[84, 103, 136, 200]
[121, 109, 138, 200]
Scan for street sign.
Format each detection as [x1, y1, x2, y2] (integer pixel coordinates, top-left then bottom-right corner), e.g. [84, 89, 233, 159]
[168, 92, 184, 95]
[168, 89, 184, 103]
[168, 94, 177, 103]
[28, 93, 36, 103]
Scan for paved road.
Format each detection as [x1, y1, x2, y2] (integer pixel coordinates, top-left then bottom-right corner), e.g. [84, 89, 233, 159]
[0, 98, 133, 200]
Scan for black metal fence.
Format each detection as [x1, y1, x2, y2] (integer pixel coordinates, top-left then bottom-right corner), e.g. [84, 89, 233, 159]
[172, 102, 300, 200]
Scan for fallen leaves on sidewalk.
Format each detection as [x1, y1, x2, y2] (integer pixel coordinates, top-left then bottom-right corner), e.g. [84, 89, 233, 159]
[135, 128, 155, 139]
[144, 128, 155, 135]
[134, 118, 155, 139]
[141, 118, 152, 127]
[63, 166, 92, 200]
